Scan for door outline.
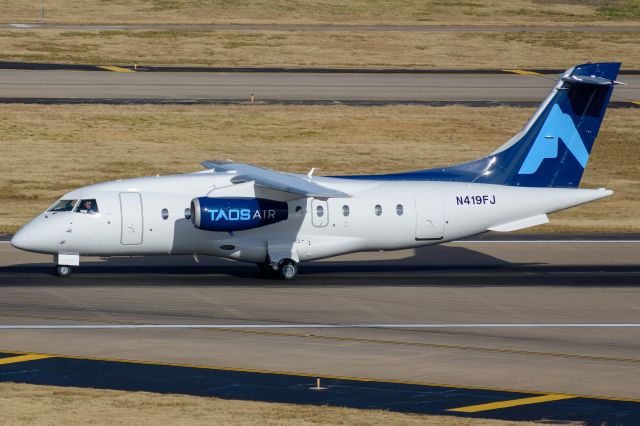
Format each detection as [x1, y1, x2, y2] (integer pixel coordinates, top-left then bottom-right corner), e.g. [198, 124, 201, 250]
[311, 199, 329, 227]
[120, 192, 144, 245]
[414, 195, 444, 241]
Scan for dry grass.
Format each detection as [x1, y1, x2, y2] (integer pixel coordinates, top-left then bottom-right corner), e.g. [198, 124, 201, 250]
[0, 29, 639, 69]
[0, 0, 638, 25]
[0, 382, 553, 425]
[0, 104, 638, 234]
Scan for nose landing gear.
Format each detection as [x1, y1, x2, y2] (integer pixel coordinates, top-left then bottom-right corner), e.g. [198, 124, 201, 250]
[55, 265, 72, 277]
[53, 253, 79, 278]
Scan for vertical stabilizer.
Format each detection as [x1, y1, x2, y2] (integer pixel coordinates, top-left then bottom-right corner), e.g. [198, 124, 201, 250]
[487, 62, 620, 187]
[344, 63, 621, 188]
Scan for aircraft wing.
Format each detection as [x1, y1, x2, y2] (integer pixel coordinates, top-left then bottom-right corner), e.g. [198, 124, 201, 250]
[201, 161, 350, 199]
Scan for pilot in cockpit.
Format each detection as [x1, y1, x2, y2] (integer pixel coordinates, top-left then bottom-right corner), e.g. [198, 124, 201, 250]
[79, 199, 98, 214]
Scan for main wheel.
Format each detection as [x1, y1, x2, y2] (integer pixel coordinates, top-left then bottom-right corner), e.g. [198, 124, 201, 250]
[278, 259, 298, 280]
[56, 265, 72, 277]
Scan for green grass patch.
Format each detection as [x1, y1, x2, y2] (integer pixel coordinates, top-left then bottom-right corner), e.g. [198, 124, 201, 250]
[598, 0, 640, 19]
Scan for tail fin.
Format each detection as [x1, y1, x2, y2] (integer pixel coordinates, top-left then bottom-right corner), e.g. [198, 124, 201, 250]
[488, 62, 620, 187]
[441, 62, 621, 187]
[347, 62, 621, 187]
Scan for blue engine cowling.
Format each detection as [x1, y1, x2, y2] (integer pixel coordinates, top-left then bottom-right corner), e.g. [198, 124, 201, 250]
[191, 197, 289, 232]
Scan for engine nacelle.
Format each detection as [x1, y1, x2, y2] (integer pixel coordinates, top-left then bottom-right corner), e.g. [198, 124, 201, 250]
[191, 197, 289, 232]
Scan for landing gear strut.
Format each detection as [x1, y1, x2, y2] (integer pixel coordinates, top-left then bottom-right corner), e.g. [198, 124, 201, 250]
[55, 265, 72, 277]
[256, 262, 272, 274]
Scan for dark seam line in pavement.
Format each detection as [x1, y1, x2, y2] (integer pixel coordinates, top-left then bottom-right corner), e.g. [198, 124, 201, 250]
[0, 99, 637, 108]
[206, 328, 640, 365]
[1, 348, 640, 405]
[1, 62, 639, 74]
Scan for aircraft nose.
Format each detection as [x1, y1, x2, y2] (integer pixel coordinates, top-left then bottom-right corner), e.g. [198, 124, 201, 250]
[11, 221, 42, 252]
[11, 227, 32, 251]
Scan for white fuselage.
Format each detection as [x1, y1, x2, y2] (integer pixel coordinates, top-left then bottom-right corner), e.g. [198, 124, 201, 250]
[12, 171, 611, 265]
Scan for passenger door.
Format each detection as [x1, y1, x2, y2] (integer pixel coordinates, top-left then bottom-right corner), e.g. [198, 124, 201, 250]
[415, 195, 444, 240]
[120, 192, 144, 245]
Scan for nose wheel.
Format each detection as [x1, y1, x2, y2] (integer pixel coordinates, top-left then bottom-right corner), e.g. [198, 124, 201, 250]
[55, 265, 72, 277]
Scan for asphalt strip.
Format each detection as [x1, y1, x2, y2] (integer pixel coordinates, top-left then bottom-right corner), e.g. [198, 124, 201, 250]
[0, 98, 638, 108]
[0, 61, 639, 74]
[2, 351, 639, 423]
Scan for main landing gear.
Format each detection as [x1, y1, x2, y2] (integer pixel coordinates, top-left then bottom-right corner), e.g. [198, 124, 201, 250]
[55, 265, 72, 277]
[256, 258, 299, 280]
[278, 259, 298, 280]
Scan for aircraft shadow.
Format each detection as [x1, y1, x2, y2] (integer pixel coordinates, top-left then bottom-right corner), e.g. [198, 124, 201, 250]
[1, 245, 638, 287]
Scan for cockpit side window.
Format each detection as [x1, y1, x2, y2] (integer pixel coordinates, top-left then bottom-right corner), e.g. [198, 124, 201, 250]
[75, 199, 99, 214]
[47, 199, 78, 212]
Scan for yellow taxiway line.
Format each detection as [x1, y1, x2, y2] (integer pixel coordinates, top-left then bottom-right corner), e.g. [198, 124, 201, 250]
[0, 353, 53, 365]
[502, 69, 545, 77]
[98, 66, 135, 73]
[449, 394, 575, 413]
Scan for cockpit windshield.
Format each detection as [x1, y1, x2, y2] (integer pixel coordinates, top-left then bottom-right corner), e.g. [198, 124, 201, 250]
[75, 199, 99, 214]
[47, 199, 78, 212]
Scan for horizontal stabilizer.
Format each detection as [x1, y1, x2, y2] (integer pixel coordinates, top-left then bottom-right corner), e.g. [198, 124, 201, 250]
[202, 161, 349, 199]
[488, 214, 549, 232]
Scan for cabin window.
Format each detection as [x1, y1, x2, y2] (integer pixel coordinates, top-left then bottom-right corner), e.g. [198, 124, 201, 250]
[184, 208, 191, 220]
[396, 204, 404, 216]
[316, 205, 324, 217]
[75, 199, 99, 214]
[342, 205, 350, 216]
[375, 204, 382, 216]
[48, 199, 77, 212]
[161, 208, 169, 220]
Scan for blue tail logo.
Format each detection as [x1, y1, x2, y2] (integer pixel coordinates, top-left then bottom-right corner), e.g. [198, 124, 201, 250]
[517, 104, 589, 175]
[337, 62, 620, 188]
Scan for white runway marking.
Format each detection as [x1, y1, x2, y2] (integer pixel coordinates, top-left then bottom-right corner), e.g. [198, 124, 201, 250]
[9, 24, 33, 28]
[1, 323, 640, 329]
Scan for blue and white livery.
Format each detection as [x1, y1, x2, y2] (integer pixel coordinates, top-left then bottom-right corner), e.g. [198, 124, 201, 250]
[11, 63, 621, 279]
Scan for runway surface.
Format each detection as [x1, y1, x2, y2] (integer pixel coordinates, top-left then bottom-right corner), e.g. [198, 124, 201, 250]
[3, 23, 640, 32]
[1, 69, 638, 103]
[1, 239, 640, 415]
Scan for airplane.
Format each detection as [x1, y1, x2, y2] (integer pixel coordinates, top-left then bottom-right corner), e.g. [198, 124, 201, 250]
[11, 62, 621, 280]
